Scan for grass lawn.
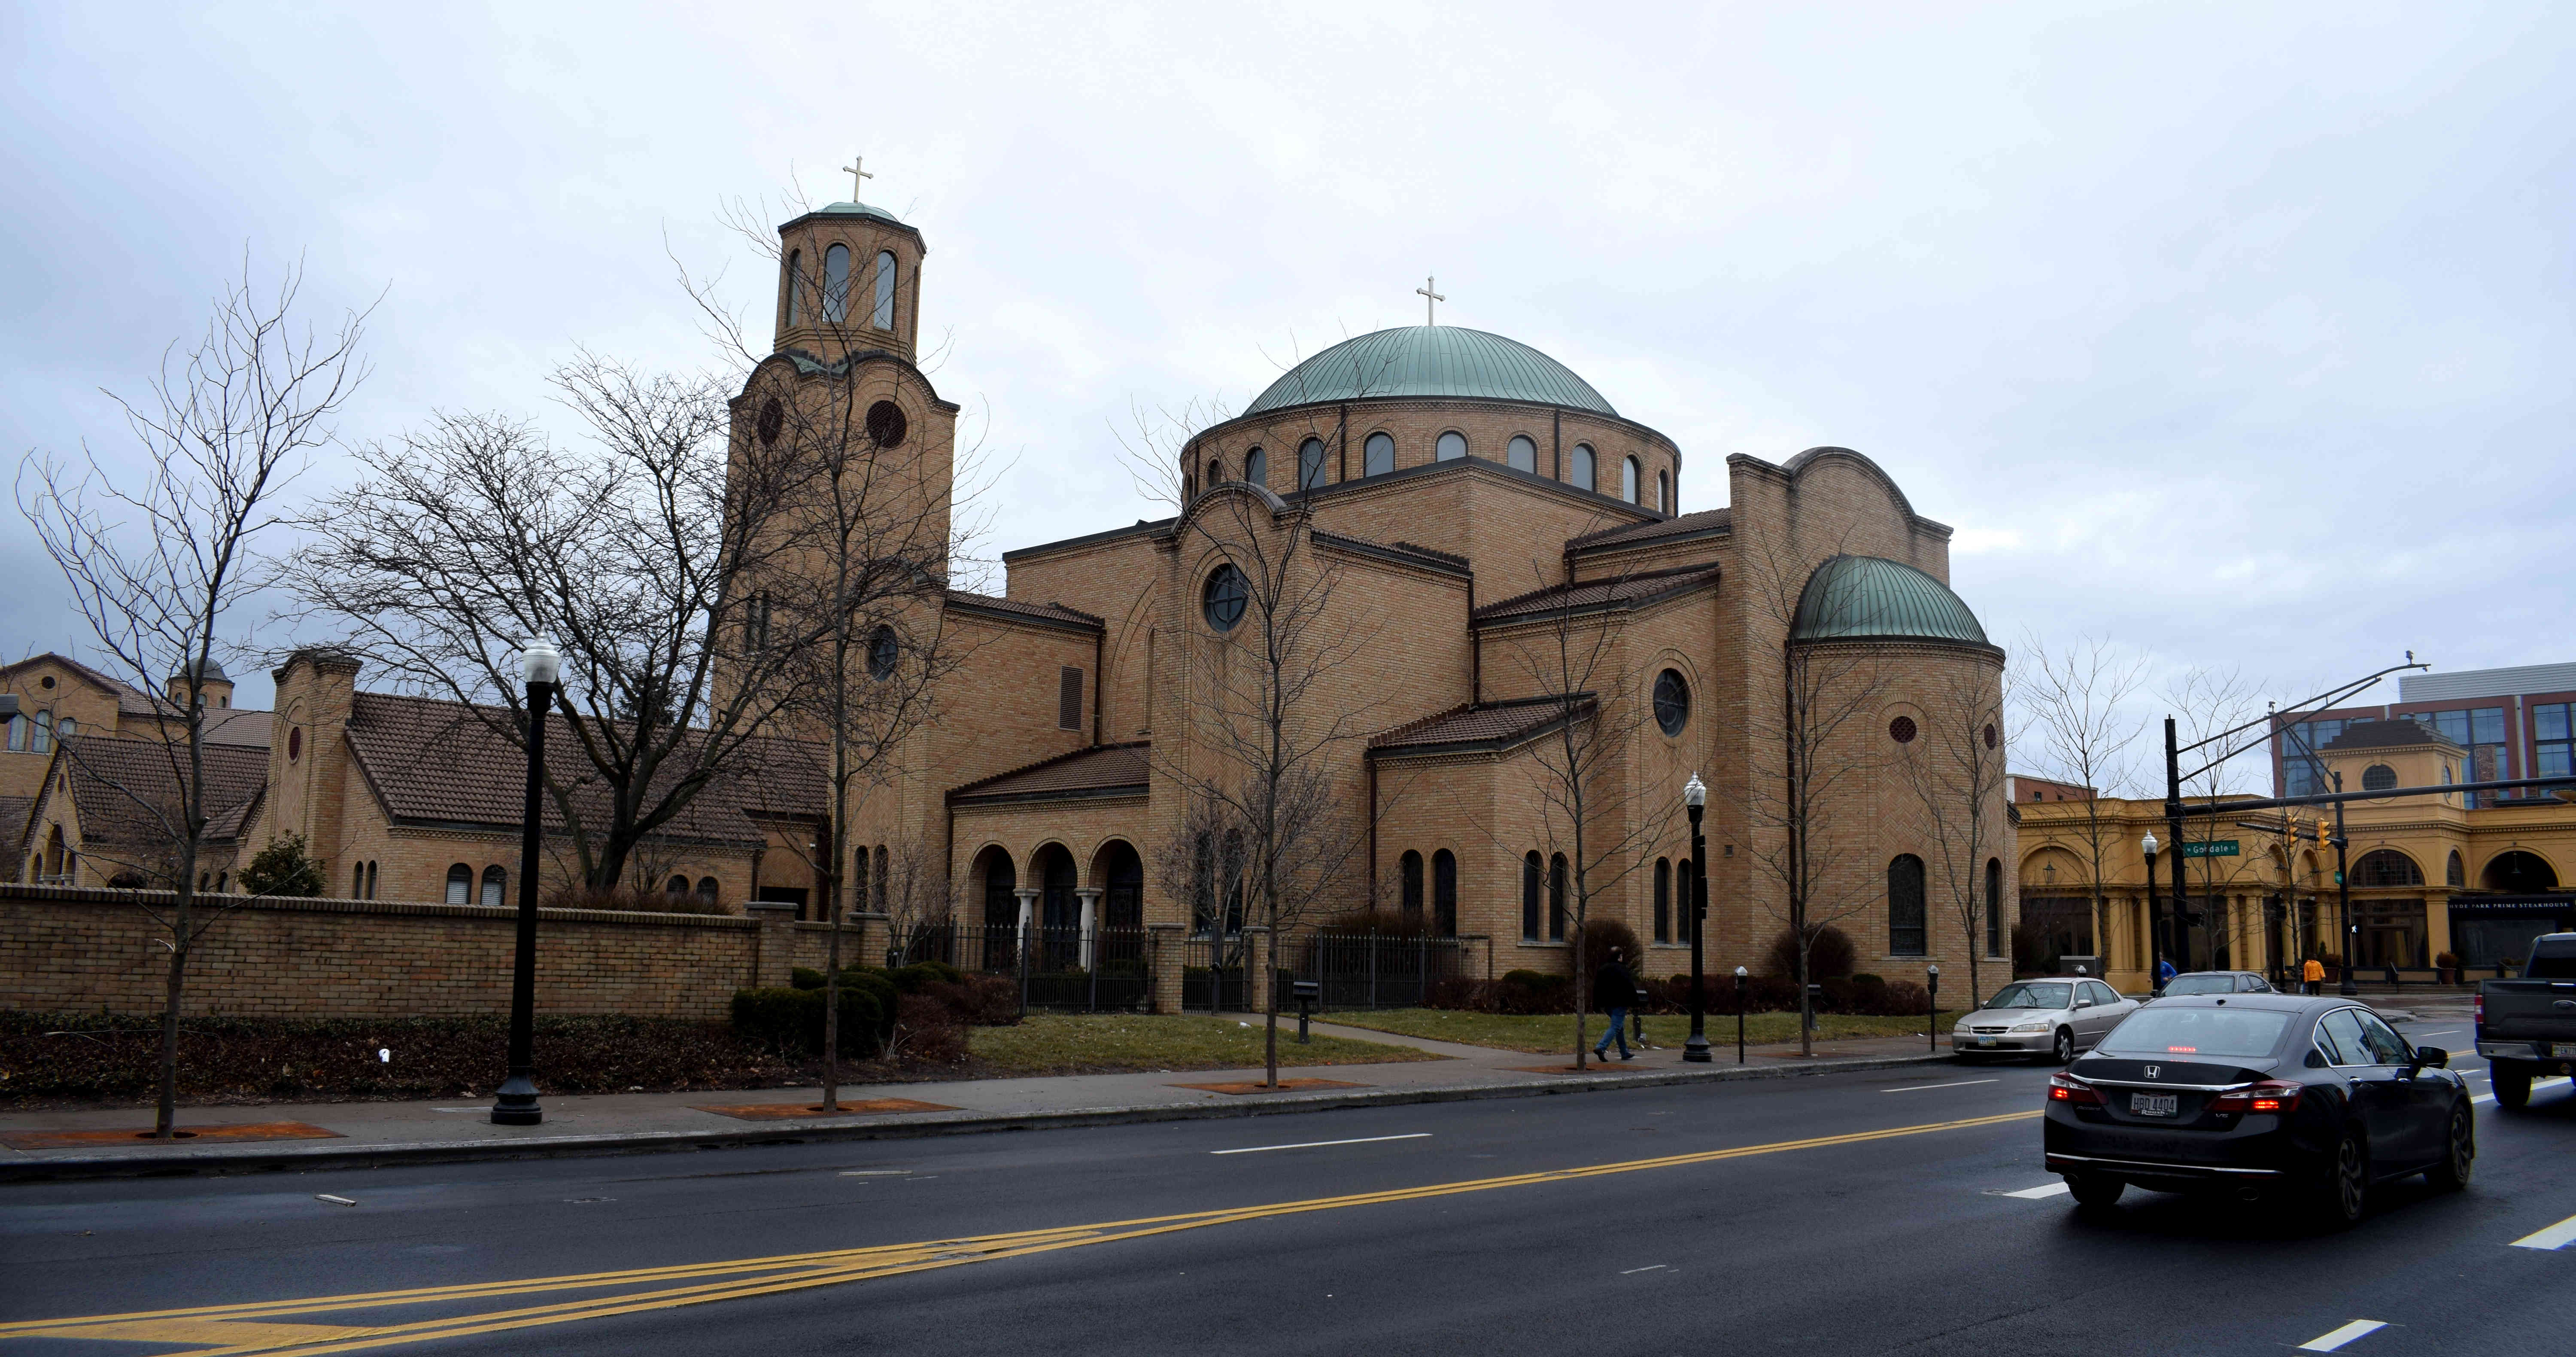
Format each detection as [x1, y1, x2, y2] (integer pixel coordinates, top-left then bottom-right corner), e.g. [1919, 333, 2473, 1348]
[1317, 1007, 1967, 1054]
[967, 1013, 1442, 1077]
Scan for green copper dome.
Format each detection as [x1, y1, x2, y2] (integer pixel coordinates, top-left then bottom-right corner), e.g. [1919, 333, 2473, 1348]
[1242, 326, 1616, 418]
[1791, 555, 1989, 646]
[815, 201, 905, 224]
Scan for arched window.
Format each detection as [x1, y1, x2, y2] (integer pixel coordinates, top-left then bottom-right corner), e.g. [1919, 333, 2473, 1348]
[667, 875, 688, 897]
[785, 249, 804, 326]
[1436, 431, 1467, 461]
[213, 871, 224, 892]
[871, 250, 897, 329]
[1888, 854, 1927, 955]
[980, 849, 1019, 968]
[1202, 563, 1248, 631]
[365, 861, 377, 900]
[873, 845, 889, 912]
[2447, 851, 2465, 887]
[1244, 446, 1267, 487]
[869, 625, 899, 680]
[1433, 849, 1458, 935]
[1985, 858, 2004, 957]
[1102, 840, 1145, 931]
[57, 718, 75, 739]
[1298, 437, 1328, 490]
[32, 711, 53, 755]
[821, 243, 851, 323]
[2361, 764, 2397, 792]
[1653, 668, 1690, 736]
[1571, 444, 1595, 491]
[1621, 456, 1640, 503]
[1653, 858, 1671, 943]
[446, 864, 472, 905]
[1522, 851, 1543, 940]
[1507, 435, 1537, 474]
[1657, 470, 1670, 512]
[3, 712, 22, 752]
[1548, 853, 1568, 940]
[1364, 432, 1395, 476]
[697, 876, 720, 903]
[480, 865, 506, 908]
[353, 863, 365, 898]
[1400, 850, 1424, 921]
[854, 845, 872, 911]
[2351, 849, 2423, 888]
[1206, 456, 1225, 486]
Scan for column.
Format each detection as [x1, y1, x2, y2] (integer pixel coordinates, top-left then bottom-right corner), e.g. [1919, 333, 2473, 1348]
[1013, 887, 1039, 957]
[1075, 887, 1103, 970]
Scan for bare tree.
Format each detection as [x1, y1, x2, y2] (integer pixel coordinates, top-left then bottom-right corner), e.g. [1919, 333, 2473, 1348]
[2015, 633, 2150, 973]
[1895, 657, 2011, 1007]
[1738, 536, 1900, 1056]
[17, 257, 368, 1138]
[291, 355, 812, 895]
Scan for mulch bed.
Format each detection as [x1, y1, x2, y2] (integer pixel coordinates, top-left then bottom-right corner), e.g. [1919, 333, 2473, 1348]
[0, 1120, 343, 1150]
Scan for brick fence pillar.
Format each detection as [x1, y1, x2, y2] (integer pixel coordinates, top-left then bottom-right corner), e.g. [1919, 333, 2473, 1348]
[1148, 923, 1184, 1014]
[747, 900, 797, 989]
[853, 912, 891, 968]
[1244, 925, 1273, 1015]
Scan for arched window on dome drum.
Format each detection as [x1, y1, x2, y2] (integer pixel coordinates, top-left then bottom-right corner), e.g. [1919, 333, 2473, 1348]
[785, 249, 803, 326]
[481, 865, 506, 908]
[1433, 849, 1458, 935]
[1507, 435, 1537, 474]
[1657, 469, 1670, 513]
[1400, 851, 1424, 922]
[822, 244, 851, 323]
[1243, 447, 1266, 487]
[1654, 858, 1671, 943]
[1888, 854, 1927, 955]
[1206, 457, 1224, 487]
[1571, 444, 1595, 491]
[1364, 432, 1395, 476]
[1622, 456, 1640, 503]
[1437, 431, 1467, 461]
[1522, 852, 1543, 940]
[872, 250, 897, 329]
[1298, 437, 1328, 490]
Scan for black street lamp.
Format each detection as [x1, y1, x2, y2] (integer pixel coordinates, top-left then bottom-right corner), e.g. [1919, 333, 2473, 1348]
[492, 638, 559, 1128]
[1733, 964, 1747, 1064]
[2329, 771, 2357, 996]
[2141, 831, 2163, 994]
[1683, 773, 1711, 1064]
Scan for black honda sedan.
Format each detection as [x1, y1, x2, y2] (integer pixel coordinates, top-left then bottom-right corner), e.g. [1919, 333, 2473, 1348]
[2042, 995, 2474, 1227]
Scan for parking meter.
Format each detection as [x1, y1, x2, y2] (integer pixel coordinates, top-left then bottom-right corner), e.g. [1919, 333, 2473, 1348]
[1293, 980, 1320, 1043]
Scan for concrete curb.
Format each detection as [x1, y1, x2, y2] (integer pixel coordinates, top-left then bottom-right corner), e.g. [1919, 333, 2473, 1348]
[0, 1051, 1955, 1183]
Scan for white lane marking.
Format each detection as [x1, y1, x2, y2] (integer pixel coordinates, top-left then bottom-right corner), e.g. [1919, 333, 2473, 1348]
[1211, 1132, 1431, 1156]
[431, 1107, 487, 1113]
[838, 1170, 910, 1177]
[2297, 1319, 2387, 1352]
[1880, 1079, 2001, 1093]
[1998, 1182, 2072, 1200]
[315, 1194, 357, 1207]
[2509, 1212, 2576, 1251]
[2416, 1029, 2461, 1037]
[2469, 1075, 2570, 1107]
[1620, 1263, 1668, 1275]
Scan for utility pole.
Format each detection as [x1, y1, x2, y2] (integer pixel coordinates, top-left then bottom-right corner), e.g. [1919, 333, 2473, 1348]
[2330, 770, 2355, 996]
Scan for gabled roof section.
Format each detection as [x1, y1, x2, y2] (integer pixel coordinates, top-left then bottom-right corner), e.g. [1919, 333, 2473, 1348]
[1368, 695, 1594, 758]
[4, 652, 163, 717]
[55, 735, 268, 847]
[1473, 565, 1720, 627]
[1568, 507, 1732, 554]
[2323, 720, 2462, 753]
[945, 590, 1105, 633]
[949, 742, 1151, 805]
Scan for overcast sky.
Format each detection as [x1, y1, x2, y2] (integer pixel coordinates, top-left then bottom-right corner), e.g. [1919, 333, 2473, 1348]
[6, 3, 2570, 760]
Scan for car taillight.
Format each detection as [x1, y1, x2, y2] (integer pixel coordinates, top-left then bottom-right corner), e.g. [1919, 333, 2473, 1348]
[2210, 1080, 2303, 1115]
[2048, 1072, 2103, 1107]
[2473, 992, 2483, 1034]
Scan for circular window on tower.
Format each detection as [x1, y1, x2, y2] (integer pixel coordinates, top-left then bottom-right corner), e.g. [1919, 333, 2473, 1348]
[2362, 763, 2397, 792]
[1889, 715, 1918, 745]
[868, 625, 899, 680]
[866, 400, 908, 449]
[1202, 563, 1248, 632]
[287, 727, 302, 761]
[1982, 723, 1997, 750]
[756, 397, 784, 447]
[1653, 668, 1690, 737]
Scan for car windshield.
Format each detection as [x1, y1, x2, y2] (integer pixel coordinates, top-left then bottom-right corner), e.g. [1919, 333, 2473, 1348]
[2163, 975, 2236, 995]
[1984, 983, 2071, 1010]
[2096, 1007, 2293, 1060]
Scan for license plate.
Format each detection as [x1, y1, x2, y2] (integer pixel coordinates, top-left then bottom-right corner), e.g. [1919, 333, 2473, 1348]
[1977, 1035, 1996, 1047]
[2130, 1093, 2178, 1118]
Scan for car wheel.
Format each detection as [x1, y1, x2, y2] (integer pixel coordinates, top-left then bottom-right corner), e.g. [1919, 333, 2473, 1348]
[2492, 1061, 2532, 1110]
[2051, 1029, 2075, 1064]
[2067, 1174, 2124, 1209]
[2423, 1103, 2474, 1192]
[2314, 1129, 2368, 1230]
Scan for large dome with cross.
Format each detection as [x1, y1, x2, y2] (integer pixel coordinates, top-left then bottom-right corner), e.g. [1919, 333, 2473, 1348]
[1240, 326, 1618, 418]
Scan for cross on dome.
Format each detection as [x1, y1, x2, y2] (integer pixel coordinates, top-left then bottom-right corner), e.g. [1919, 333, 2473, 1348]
[1416, 275, 1445, 326]
[841, 155, 874, 201]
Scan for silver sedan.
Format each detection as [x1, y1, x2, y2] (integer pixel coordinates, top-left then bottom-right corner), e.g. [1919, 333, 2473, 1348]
[1951, 977, 2140, 1064]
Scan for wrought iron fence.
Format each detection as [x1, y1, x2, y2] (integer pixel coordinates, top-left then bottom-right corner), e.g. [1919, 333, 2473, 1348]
[876, 922, 1488, 1015]
[1290, 932, 1489, 1011]
[888, 922, 1154, 1013]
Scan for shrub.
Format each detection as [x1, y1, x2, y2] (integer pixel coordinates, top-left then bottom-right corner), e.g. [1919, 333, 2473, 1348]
[1494, 969, 1574, 1014]
[1879, 981, 1931, 1016]
[1578, 916, 1645, 973]
[923, 974, 1022, 1026]
[239, 832, 325, 898]
[886, 992, 968, 1065]
[888, 960, 966, 993]
[1765, 925, 1855, 981]
[729, 985, 887, 1058]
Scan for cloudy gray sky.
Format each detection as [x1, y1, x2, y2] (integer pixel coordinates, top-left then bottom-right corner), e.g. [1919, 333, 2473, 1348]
[7, 3, 2570, 752]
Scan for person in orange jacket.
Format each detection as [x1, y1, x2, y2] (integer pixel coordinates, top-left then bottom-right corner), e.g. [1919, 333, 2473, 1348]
[2302, 956, 2325, 995]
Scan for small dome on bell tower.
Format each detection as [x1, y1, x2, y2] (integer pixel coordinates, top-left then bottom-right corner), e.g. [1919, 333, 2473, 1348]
[773, 159, 927, 363]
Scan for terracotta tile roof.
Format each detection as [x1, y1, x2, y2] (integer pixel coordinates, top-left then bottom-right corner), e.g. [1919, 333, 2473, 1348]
[1369, 696, 1594, 755]
[1567, 507, 1732, 551]
[201, 708, 273, 748]
[57, 735, 268, 847]
[1310, 530, 1473, 576]
[950, 742, 1151, 804]
[343, 692, 821, 844]
[2322, 720, 2462, 752]
[945, 590, 1105, 630]
[1473, 565, 1720, 625]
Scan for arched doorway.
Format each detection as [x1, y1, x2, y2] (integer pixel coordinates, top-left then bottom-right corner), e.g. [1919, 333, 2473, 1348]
[1094, 839, 1145, 970]
[1032, 843, 1078, 971]
[975, 846, 1018, 971]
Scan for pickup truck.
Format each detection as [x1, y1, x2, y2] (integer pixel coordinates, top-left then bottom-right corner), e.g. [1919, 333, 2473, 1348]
[2476, 931, 2576, 1108]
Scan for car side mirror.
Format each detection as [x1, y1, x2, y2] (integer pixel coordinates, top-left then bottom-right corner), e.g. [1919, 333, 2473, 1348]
[2413, 1046, 2448, 1069]
[2074, 998, 2093, 1008]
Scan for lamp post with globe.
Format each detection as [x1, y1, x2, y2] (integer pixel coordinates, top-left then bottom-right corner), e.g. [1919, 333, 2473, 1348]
[492, 639, 560, 1127]
[1683, 773, 1711, 1063]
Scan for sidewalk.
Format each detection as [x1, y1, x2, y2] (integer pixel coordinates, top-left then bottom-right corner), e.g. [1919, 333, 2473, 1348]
[0, 1017, 1953, 1181]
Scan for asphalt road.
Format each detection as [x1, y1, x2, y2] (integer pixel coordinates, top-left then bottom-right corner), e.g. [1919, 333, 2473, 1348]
[3, 1014, 2571, 1357]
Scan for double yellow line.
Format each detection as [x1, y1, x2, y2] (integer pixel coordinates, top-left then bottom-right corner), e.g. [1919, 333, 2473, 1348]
[3, 1109, 2038, 1355]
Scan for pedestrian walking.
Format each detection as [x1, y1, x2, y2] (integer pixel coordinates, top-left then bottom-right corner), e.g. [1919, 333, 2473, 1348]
[1592, 947, 1637, 1062]
[2384, 960, 2401, 989]
[2155, 957, 2177, 993]
[2302, 956, 2325, 995]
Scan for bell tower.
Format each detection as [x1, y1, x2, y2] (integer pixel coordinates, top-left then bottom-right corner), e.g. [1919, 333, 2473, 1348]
[773, 160, 927, 364]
